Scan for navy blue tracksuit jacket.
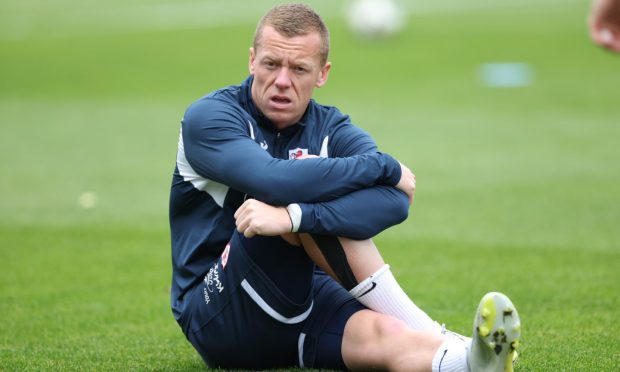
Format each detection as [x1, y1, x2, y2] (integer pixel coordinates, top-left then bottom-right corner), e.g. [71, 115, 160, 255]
[169, 76, 409, 321]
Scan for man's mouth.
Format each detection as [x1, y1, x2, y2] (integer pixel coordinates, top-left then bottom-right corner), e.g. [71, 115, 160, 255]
[270, 95, 292, 106]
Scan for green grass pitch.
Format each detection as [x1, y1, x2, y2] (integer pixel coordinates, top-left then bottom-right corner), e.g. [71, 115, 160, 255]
[1, 0, 619, 370]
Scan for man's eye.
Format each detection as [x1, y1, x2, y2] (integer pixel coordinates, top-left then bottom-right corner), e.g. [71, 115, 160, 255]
[294, 67, 307, 74]
[263, 61, 276, 69]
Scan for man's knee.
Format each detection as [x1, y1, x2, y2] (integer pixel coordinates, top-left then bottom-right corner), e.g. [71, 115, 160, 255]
[343, 310, 445, 371]
[342, 310, 411, 369]
[373, 312, 410, 341]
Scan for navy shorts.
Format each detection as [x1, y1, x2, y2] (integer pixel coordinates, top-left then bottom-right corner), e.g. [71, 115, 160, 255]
[179, 233, 366, 370]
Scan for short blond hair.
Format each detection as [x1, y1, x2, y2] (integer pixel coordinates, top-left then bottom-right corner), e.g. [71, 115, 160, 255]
[253, 4, 330, 66]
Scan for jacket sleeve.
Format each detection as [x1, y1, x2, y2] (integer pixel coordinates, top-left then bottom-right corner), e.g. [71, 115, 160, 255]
[296, 186, 409, 239]
[294, 120, 410, 239]
[181, 99, 402, 206]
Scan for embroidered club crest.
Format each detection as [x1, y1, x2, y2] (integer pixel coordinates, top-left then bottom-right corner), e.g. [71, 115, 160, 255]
[221, 242, 231, 269]
[289, 147, 308, 159]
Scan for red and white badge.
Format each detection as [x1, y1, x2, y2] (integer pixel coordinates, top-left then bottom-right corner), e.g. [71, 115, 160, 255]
[221, 242, 231, 269]
[289, 147, 308, 159]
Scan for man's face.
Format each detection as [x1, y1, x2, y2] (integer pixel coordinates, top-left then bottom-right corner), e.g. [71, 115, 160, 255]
[249, 25, 331, 129]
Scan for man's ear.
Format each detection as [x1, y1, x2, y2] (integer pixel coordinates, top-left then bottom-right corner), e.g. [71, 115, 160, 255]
[249, 47, 256, 74]
[316, 62, 332, 88]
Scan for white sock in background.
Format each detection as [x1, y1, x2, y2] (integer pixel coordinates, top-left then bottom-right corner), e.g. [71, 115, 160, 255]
[431, 339, 469, 372]
[349, 264, 442, 332]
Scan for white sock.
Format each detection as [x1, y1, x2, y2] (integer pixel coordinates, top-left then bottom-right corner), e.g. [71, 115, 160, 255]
[349, 264, 442, 332]
[432, 339, 469, 372]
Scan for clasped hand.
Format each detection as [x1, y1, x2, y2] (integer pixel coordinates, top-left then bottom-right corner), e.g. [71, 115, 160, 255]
[234, 199, 292, 238]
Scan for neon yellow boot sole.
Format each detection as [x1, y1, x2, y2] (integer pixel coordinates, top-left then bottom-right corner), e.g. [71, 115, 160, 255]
[468, 292, 521, 372]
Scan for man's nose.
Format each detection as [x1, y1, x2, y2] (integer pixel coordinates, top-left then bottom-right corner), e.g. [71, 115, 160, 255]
[274, 68, 292, 89]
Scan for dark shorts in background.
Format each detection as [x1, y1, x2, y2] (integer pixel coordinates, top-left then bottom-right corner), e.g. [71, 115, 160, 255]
[179, 232, 366, 370]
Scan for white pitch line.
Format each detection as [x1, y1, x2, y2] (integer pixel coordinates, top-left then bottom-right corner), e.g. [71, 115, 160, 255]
[408, 0, 586, 15]
[0, 0, 587, 41]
